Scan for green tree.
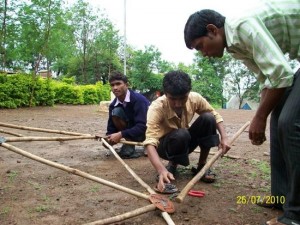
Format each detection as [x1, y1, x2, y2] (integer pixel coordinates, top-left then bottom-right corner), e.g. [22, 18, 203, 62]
[128, 45, 170, 95]
[13, 0, 66, 74]
[68, 0, 97, 83]
[90, 17, 121, 84]
[1, 0, 21, 71]
[0, 0, 8, 71]
[67, 1, 121, 84]
[224, 59, 258, 108]
[191, 54, 224, 106]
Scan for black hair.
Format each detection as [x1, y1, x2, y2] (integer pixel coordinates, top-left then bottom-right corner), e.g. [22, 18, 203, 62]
[108, 71, 128, 83]
[184, 9, 226, 49]
[163, 71, 191, 96]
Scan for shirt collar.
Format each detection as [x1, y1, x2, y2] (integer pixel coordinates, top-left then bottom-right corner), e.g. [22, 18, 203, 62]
[114, 90, 130, 106]
[163, 95, 186, 120]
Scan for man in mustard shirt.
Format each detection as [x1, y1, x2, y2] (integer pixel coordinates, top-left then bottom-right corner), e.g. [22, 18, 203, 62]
[144, 71, 230, 193]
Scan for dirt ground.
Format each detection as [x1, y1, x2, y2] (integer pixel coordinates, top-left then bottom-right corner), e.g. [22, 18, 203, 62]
[0, 105, 283, 225]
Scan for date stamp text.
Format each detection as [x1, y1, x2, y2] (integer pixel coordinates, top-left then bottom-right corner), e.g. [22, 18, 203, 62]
[236, 195, 285, 205]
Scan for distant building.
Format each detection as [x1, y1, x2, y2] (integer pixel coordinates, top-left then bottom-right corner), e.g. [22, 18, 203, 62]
[37, 70, 52, 78]
[226, 95, 258, 110]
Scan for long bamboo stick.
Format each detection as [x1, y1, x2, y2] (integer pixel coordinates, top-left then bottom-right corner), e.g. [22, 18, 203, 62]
[83, 204, 156, 225]
[194, 148, 242, 159]
[0, 122, 91, 136]
[4, 136, 95, 142]
[4, 136, 143, 147]
[101, 138, 175, 225]
[95, 136, 144, 146]
[117, 140, 144, 146]
[102, 138, 154, 194]
[175, 121, 250, 203]
[0, 129, 24, 137]
[0, 142, 149, 200]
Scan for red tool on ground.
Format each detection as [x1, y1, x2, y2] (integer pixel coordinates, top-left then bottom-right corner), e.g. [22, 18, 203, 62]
[188, 190, 205, 198]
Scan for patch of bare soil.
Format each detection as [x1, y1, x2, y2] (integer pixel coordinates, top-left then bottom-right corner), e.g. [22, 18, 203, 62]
[0, 105, 282, 225]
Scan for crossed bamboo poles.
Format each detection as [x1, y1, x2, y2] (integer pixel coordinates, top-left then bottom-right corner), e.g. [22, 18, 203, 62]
[0, 121, 250, 224]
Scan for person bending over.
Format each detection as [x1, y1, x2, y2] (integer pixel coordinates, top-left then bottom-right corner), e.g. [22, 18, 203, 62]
[144, 70, 230, 193]
[184, 2, 300, 224]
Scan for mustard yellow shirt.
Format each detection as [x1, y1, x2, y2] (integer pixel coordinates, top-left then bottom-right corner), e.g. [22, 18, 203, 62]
[144, 92, 223, 147]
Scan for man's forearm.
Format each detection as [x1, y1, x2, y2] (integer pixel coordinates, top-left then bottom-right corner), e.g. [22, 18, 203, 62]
[256, 88, 286, 120]
[217, 121, 227, 139]
[146, 145, 165, 173]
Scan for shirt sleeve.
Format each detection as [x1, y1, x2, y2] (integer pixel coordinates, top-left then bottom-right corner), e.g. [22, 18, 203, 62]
[143, 102, 163, 147]
[121, 96, 149, 140]
[106, 104, 118, 135]
[226, 17, 294, 91]
[192, 92, 224, 124]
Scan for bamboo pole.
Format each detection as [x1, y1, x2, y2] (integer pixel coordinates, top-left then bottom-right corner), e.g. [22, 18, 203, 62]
[101, 138, 175, 225]
[102, 138, 154, 194]
[194, 148, 242, 159]
[4, 136, 142, 147]
[0, 129, 24, 137]
[1, 139, 174, 224]
[175, 121, 250, 203]
[0, 142, 149, 200]
[83, 204, 156, 225]
[117, 140, 144, 146]
[95, 137, 144, 146]
[0, 122, 91, 136]
[4, 136, 95, 142]
[209, 152, 241, 159]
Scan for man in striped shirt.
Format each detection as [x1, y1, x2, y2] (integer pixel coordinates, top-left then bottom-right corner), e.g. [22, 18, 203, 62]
[184, 0, 300, 224]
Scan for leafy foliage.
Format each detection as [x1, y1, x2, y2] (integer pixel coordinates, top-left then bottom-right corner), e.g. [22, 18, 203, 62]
[0, 73, 31, 108]
[33, 77, 55, 106]
[190, 55, 225, 106]
[95, 82, 110, 101]
[0, 0, 264, 108]
[81, 85, 100, 104]
[0, 73, 110, 108]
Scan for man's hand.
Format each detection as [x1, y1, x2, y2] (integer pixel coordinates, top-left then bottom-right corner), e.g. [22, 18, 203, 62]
[107, 132, 122, 144]
[249, 116, 267, 145]
[157, 169, 175, 192]
[101, 136, 115, 149]
[219, 137, 231, 156]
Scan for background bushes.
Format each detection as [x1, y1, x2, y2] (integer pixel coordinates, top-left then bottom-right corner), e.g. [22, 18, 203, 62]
[0, 73, 111, 109]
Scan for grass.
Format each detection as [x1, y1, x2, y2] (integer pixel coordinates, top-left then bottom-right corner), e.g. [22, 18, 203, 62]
[90, 185, 101, 193]
[42, 195, 50, 203]
[249, 159, 271, 180]
[0, 207, 10, 216]
[28, 181, 42, 190]
[251, 205, 263, 213]
[213, 182, 221, 188]
[214, 156, 272, 196]
[28, 195, 51, 214]
[6, 170, 18, 182]
[34, 205, 50, 213]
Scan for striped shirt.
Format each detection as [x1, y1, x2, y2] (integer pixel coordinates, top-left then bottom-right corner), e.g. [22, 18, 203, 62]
[225, 0, 300, 91]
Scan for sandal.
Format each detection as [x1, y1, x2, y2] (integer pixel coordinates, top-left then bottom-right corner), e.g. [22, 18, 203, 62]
[154, 183, 178, 194]
[191, 164, 216, 183]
